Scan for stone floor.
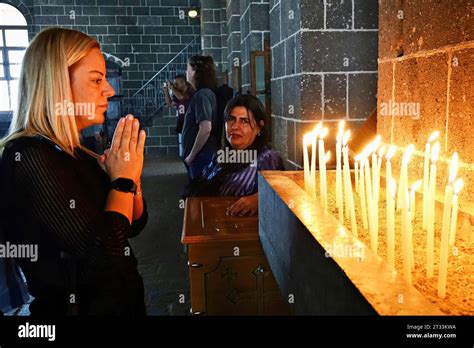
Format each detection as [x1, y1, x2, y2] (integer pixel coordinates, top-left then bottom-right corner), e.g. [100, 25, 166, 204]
[6, 156, 191, 316]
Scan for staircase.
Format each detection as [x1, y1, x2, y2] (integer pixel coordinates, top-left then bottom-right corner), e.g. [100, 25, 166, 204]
[122, 37, 201, 126]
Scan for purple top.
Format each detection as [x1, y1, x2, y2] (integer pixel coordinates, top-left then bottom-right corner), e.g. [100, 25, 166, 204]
[173, 87, 194, 133]
[201, 147, 284, 196]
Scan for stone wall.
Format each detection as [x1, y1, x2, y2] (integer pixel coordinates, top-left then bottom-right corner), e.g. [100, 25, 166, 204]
[270, 0, 378, 169]
[377, 0, 474, 212]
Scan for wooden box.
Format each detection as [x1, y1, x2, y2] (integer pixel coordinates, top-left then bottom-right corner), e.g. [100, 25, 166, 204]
[182, 197, 289, 315]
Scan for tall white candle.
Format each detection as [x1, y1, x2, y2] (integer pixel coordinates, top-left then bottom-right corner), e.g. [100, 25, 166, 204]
[387, 178, 396, 270]
[342, 130, 351, 218]
[336, 122, 344, 222]
[364, 155, 377, 253]
[410, 180, 422, 222]
[303, 133, 311, 194]
[401, 177, 412, 285]
[342, 131, 357, 237]
[319, 127, 329, 209]
[423, 131, 440, 230]
[426, 141, 440, 278]
[310, 124, 322, 200]
[359, 152, 368, 230]
[408, 180, 422, 270]
[449, 178, 464, 246]
[399, 145, 415, 274]
[354, 156, 359, 194]
[438, 152, 459, 298]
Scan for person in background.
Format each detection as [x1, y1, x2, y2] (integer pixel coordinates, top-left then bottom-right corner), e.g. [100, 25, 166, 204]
[0, 28, 148, 316]
[183, 94, 284, 216]
[182, 55, 218, 180]
[162, 75, 194, 158]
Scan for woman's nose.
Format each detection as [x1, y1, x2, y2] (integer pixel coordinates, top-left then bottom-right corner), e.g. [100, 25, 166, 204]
[231, 120, 239, 130]
[103, 80, 115, 98]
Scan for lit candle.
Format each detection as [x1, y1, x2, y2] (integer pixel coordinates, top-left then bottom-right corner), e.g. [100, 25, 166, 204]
[409, 180, 422, 270]
[310, 123, 322, 200]
[319, 127, 329, 209]
[336, 121, 345, 222]
[449, 178, 464, 246]
[303, 132, 311, 194]
[372, 137, 382, 235]
[426, 141, 440, 278]
[399, 146, 415, 279]
[423, 131, 440, 230]
[438, 152, 458, 298]
[410, 180, 422, 222]
[359, 151, 368, 230]
[342, 131, 357, 237]
[354, 156, 359, 194]
[364, 153, 377, 253]
[387, 178, 396, 270]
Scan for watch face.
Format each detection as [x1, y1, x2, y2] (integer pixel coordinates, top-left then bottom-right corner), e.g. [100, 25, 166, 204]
[111, 178, 136, 193]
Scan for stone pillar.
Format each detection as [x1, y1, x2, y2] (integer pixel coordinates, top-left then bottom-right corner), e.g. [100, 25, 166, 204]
[240, 0, 270, 93]
[271, 0, 378, 168]
[226, 0, 241, 89]
[377, 0, 474, 211]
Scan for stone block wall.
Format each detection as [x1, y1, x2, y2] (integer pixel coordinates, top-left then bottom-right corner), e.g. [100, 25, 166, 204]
[377, 0, 474, 212]
[270, 0, 378, 169]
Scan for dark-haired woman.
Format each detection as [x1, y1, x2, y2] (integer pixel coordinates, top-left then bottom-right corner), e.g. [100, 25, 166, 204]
[184, 95, 284, 216]
[182, 55, 219, 180]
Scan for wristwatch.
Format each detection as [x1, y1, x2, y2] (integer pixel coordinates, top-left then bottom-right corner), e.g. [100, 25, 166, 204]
[110, 178, 137, 194]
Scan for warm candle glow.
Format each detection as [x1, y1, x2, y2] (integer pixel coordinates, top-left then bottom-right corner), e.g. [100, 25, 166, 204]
[448, 152, 458, 184]
[449, 178, 464, 246]
[325, 150, 331, 163]
[342, 130, 350, 146]
[428, 130, 440, 143]
[386, 145, 396, 161]
[426, 141, 440, 278]
[319, 127, 328, 139]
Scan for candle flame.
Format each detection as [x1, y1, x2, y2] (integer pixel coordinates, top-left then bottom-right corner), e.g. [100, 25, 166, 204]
[402, 144, 415, 164]
[339, 227, 346, 238]
[448, 152, 458, 183]
[320, 127, 328, 139]
[389, 178, 397, 198]
[372, 135, 382, 152]
[453, 178, 464, 195]
[325, 150, 331, 163]
[430, 141, 440, 162]
[428, 130, 440, 143]
[386, 145, 396, 160]
[314, 122, 323, 137]
[337, 120, 345, 140]
[354, 154, 360, 162]
[411, 179, 422, 192]
[303, 132, 312, 146]
[378, 145, 386, 158]
[342, 130, 350, 146]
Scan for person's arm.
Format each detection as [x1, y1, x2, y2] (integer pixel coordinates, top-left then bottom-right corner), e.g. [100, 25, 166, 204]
[185, 120, 212, 164]
[8, 142, 135, 262]
[227, 150, 284, 216]
[172, 88, 185, 101]
[163, 87, 176, 107]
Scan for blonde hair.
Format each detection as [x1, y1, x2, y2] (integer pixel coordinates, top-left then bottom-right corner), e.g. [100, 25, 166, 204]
[0, 27, 101, 158]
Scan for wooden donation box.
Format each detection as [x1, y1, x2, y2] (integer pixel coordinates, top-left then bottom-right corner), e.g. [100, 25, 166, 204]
[182, 197, 288, 315]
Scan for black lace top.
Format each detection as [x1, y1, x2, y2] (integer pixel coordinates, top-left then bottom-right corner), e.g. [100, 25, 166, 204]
[0, 135, 148, 316]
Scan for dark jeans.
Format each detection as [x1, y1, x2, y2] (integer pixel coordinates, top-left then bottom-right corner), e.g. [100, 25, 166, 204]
[184, 150, 214, 180]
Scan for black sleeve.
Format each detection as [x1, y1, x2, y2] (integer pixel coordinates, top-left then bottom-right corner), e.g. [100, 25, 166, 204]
[7, 141, 137, 265]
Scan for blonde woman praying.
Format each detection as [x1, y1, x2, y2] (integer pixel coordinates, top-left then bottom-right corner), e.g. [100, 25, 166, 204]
[0, 28, 148, 316]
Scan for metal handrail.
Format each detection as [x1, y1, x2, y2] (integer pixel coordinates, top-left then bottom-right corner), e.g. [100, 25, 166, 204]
[122, 37, 201, 124]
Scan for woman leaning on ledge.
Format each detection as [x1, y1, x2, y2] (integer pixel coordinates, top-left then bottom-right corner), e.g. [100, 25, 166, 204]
[0, 28, 148, 316]
[183, 94, 284, 216]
